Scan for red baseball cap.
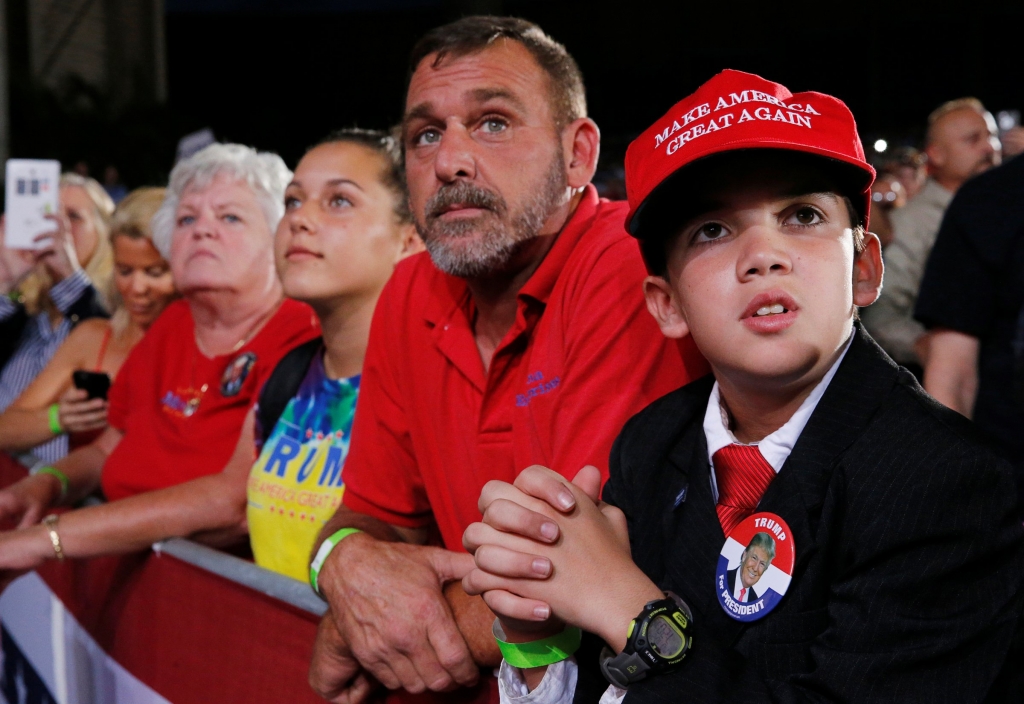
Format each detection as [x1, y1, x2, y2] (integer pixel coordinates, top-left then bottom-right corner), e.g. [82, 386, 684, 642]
[625, 69, 875, 239]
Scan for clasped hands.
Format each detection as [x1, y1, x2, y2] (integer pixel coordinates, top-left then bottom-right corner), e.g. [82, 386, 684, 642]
[462, 465, 662, 654]
[309, 534, 484, 703]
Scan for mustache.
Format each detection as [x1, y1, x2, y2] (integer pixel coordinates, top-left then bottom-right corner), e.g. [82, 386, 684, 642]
[426, 182, 507, 221]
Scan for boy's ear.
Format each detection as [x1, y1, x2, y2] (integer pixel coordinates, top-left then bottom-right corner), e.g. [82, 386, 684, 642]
[643, 275, 690, 339]
[853, 230, 884, 307]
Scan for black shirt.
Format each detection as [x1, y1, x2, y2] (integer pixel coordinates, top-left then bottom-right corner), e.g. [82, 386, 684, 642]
[915, 156, 1024, 470]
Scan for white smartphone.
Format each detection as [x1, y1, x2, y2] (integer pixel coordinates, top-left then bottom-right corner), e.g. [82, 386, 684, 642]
[4, 159, 61, 250]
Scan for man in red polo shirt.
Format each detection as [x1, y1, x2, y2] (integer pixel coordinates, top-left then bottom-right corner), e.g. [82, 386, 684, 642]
[307, 16, 707, 703]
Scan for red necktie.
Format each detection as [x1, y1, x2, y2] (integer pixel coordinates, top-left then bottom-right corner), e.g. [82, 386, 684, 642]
[713, 443, 776, 535]
[739, 587, 747, 602]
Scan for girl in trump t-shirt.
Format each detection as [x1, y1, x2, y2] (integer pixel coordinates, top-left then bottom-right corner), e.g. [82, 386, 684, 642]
[248, 351, 359, 580]
[245, 130, 422, 580]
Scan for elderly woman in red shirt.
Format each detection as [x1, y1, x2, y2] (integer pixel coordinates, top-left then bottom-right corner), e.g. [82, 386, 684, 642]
[0, 143, 318, 564]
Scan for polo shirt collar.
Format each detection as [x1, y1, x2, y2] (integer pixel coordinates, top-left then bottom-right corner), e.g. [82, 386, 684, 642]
[517, 184, 600, 308]
[423, 269, 472, 328]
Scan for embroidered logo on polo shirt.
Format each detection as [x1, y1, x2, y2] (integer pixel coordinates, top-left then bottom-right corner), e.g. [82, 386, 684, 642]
[515, 370, 561, 407]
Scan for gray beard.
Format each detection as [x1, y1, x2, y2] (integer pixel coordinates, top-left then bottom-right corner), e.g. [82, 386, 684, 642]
[417, 153, 568, 278]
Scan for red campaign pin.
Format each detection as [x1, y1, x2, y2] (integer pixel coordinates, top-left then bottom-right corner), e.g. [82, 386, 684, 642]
[715, 512, 795, 622]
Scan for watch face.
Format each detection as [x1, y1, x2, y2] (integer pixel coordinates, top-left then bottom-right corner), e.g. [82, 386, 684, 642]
[648, 615, 685, 659]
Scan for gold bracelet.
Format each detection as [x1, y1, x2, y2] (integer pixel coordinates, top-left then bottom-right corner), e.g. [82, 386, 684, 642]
[42, 514, 65, 561]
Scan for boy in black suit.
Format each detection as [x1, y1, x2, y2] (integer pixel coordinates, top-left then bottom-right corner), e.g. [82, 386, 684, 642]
[461, 70, 1024, 703]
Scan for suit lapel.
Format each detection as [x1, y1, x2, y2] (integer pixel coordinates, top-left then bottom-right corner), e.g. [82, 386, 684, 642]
[663, 424, 725, 604]
[650, 378, 750, 644]
[758, 325, 900, 578]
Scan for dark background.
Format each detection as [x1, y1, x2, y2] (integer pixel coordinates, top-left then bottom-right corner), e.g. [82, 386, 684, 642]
[12, 0, 1024, 185]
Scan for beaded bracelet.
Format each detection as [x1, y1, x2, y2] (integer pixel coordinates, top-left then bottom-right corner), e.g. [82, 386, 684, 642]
[42, 514, 65, 561]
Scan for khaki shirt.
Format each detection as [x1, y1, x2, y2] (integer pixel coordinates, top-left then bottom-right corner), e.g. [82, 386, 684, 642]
[861, 178, 953, 364]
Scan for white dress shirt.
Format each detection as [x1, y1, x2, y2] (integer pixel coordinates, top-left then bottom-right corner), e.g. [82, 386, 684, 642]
[703, 333, 852, 500]
[497, 335, 853, 704]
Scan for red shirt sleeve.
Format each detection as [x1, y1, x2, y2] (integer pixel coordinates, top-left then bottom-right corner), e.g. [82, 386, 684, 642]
[341, 267, 431, 529]
[548, 232, 709, 482]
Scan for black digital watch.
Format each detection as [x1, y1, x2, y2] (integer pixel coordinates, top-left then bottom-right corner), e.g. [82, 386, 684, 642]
[600, 591, 693, 688]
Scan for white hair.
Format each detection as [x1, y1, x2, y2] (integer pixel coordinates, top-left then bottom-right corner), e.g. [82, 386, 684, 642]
[151, 143, 292, 258]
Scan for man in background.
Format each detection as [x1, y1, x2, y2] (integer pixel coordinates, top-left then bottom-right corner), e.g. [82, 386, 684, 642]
[862, 98, 1000, 377]
[885, 146, 927, 200]
[916, 154, 1024, 501]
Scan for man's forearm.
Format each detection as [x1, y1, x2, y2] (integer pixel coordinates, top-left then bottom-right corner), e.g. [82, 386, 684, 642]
[311, 517, 480, 694]
[927, 373, 977, 418]
[444, 580, 501, 667]
[314, 505, 403, 551]
[313, 507, 489, 669]
[311, 505, 432, 585]
[923, 330, 980, 418]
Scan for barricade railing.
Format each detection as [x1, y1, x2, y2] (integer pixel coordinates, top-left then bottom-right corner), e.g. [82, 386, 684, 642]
[0, 454, 325, 703]
[152, 537, 327, 617]
[1, 539, 326, 704]
[0, 453, 495, 704]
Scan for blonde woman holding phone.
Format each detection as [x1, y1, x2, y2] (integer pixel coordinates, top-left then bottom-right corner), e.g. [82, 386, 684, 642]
[0, 174, 115, 463]
[0, 188, 176, 463]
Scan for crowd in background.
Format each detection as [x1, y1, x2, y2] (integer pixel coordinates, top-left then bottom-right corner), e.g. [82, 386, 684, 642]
[0, 13, 1022, 704]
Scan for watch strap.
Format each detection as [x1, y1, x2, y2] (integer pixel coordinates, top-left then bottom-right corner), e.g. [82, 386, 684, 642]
[601, 646, 651, 689]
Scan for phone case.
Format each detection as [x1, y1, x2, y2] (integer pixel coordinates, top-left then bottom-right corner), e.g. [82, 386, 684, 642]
[5, 159, 61, 250]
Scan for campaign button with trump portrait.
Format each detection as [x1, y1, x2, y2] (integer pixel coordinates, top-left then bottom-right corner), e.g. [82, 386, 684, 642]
[716, 512, 795, 622]
[221, 351, 257, 398]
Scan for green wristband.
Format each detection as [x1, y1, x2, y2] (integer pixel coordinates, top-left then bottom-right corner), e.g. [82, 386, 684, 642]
[35, 466, 69, 501]
[47, 404, 63, 435]
[309, 528, 363, 597]
[493, 620, 582, 669]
